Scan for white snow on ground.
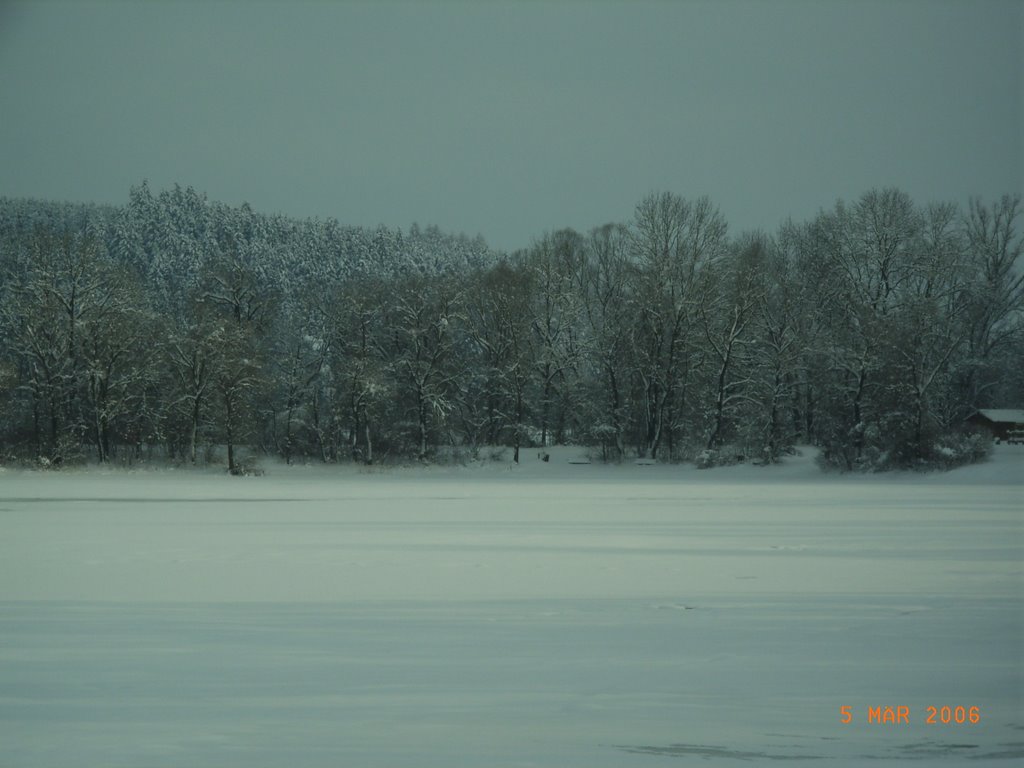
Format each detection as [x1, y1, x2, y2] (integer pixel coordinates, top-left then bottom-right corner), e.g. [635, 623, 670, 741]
[0, 446, 1021, 766]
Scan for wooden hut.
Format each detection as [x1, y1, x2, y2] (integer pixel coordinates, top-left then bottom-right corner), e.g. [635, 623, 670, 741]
[966, 409, 1024, 443]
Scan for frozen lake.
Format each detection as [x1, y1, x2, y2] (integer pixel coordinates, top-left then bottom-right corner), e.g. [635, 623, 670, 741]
[1, 447, 1022, 766]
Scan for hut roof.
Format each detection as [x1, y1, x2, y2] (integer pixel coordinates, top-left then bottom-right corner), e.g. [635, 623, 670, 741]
[975, 409, 1024, 424]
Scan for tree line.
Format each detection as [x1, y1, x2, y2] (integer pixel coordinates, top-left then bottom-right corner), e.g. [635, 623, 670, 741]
[1, 184, 1021, 471]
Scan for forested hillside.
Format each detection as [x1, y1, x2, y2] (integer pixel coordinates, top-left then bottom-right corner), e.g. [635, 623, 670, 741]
[1, 184, 1020, 471]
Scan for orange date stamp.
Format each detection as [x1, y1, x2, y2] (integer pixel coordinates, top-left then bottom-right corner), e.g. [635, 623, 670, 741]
[840, 705, 980, 724]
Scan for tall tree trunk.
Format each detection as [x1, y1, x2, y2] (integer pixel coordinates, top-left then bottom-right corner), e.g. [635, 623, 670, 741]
[708, 353, 730, 451]
[608, 367, 624, 460]
[349, 393, 360, 462]
[912, 385, 926, 458]
[189, 398, 200, 464]
[225, 395, 235, 474]
[540, 363, 552, 447]
[804, 382, 815, 443]
[643, 377, 660, 458]
[852, 367, 866, 460]
[49, 390, 60, 461]
[513, 389, 523, 464]
[32, 397, 41, 456]
[417, 386, 428, 461]
[283, 402, 294, 465]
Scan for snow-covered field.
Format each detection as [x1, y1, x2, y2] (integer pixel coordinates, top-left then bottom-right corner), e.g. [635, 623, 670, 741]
[1, 446, 1021, 766]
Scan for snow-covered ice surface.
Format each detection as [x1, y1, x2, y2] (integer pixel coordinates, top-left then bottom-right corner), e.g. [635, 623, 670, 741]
[1, 446, 1021, 766]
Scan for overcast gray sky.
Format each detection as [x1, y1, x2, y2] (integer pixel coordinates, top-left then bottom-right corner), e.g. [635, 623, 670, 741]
[0, 0, 1021, 251]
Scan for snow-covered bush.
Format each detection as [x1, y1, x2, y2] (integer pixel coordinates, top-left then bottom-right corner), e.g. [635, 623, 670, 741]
[486, 446, 508, 462]
[818, 428, 992, 472]
[926, 431, 992, 470]
[695, 445, 748, 469]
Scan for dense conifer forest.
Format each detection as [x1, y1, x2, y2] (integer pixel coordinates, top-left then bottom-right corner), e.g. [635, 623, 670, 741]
[1, 183, 1020, 471]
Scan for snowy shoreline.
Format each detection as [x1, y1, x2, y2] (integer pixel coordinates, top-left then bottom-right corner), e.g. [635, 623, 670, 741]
[2, 443, 1021, 497]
